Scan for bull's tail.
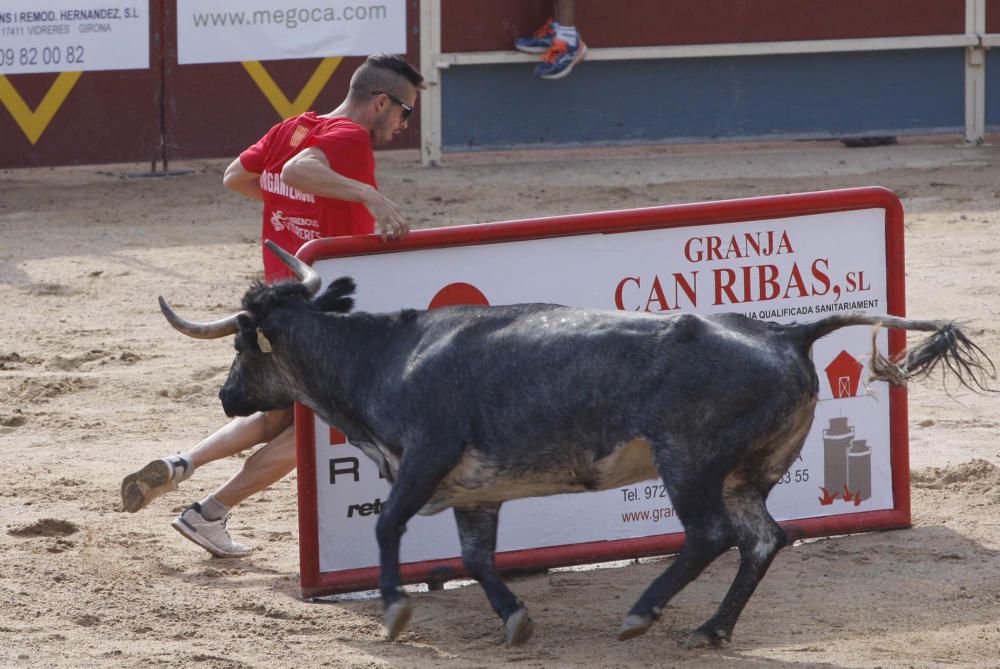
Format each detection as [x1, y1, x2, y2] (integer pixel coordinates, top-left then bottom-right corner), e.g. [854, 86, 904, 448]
[796, 313, 995, 392]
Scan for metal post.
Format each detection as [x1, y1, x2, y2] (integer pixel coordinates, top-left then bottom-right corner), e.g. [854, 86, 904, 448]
[964, 0, 986, 145]
[419, 0, 442, 165]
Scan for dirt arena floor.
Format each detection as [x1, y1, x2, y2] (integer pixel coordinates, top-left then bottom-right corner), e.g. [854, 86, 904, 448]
[2, 136, 1000, 668]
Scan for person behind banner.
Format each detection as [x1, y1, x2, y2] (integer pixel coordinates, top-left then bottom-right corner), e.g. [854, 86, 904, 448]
[515, 1, 587, 80]
[120, 53, 425, 558]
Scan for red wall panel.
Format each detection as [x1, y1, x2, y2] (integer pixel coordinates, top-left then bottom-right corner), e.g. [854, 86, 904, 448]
[443, 0, 966, 52]
[0, 0, 978, 169]
[0, 9, 162, 169]
[988, 0, 1000, 32]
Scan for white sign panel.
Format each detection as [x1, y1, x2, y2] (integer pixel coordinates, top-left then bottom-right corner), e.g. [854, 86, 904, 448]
[309, 207, 893, 574]
[0, 1, 148, 75]
[176, 0, 406, 65]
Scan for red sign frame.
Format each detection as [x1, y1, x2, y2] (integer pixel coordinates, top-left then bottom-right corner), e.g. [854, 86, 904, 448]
[294, 186, 907, 598]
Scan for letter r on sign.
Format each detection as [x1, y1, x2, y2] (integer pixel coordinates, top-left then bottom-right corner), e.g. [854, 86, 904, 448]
[330, 457, 361, 484]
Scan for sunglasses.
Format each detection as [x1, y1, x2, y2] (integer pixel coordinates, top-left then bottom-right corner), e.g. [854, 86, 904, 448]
[372, 90, 413, 121]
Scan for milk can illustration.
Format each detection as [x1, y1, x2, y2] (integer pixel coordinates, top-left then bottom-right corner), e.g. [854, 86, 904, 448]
[822, 416, 854, 495]
[847, 439, 872, 501]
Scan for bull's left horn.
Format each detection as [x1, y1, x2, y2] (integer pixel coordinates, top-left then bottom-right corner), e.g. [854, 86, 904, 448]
[265, 240, 321, 296]
[158, 296, 244, 339]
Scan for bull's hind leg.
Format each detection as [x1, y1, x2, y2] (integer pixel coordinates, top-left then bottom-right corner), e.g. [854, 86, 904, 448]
[684, 481, 785, 648]
[684, 407, 814, 647]
[454, 505, 533, 646]
[619, 469, 736, 641]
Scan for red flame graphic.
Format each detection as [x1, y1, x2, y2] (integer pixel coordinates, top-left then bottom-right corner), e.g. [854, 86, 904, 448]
[818, 486, 839, 505]
[839, 485, 864, 506]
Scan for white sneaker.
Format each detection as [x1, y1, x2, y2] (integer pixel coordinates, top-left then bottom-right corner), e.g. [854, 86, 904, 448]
[171, 503, 252, 558]
[120, 456, 191, 513]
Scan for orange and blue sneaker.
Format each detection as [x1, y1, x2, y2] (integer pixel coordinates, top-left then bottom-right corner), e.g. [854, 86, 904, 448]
[535, 37, 588, 80]
[515, 18, 556, 54]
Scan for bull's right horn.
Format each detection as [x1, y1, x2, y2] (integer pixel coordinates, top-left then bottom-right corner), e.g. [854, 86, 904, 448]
[158, 296, 244, 339]
[265, 240, 321, 296]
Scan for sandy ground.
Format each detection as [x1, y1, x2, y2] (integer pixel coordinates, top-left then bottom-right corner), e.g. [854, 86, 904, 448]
[2, 137, 1000, 669]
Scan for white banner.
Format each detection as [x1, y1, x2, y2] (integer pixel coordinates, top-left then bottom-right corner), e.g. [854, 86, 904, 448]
[0, 1, 148, 75]
[176, 0, 406, 65]
[310, 208, 892, 573]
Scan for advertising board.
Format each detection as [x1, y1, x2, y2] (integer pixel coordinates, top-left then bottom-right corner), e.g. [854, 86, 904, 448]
[176, 0, 406, 65]
[0, 1, 148, 75]
[294, 187, 908, 597]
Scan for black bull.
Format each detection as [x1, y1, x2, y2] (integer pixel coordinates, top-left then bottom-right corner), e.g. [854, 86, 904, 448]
[160, 241, 993, 648]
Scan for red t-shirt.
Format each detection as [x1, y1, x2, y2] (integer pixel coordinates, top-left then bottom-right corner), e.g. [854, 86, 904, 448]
[239, 112, 376, 281]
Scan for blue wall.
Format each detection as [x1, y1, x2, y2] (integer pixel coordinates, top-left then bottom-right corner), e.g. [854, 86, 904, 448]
[443, 49, 965, 149]
[988, 49, 1000, 131]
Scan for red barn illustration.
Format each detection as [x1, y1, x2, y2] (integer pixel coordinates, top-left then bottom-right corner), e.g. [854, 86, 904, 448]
[825, 350, 863, 399]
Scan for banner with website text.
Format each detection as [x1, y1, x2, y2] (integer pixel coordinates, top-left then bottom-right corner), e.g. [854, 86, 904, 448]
[176, 0, 405, 65]
[294, 188, 908, 597]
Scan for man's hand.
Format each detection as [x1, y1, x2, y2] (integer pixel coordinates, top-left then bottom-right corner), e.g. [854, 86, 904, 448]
[282, 148, 410, 241]
[363, 187, 410, 241]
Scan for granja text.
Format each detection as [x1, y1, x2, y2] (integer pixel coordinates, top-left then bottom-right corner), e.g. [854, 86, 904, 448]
[614, 229, 869, 311]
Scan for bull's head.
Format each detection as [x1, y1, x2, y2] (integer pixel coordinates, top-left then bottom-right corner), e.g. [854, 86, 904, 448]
[159, 241, 352, 417]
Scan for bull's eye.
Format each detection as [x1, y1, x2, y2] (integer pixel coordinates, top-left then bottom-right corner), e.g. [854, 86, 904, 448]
[233, 330, 255, 354]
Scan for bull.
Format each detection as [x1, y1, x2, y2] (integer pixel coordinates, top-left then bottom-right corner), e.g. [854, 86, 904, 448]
[160, 240, 993, 647]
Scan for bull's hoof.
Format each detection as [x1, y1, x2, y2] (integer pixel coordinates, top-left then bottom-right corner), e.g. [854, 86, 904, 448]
[384, 598, 413, 641]
[682, 627, 729, 649]
[504, 607, 534, 646]
[617, 614, 653, 641]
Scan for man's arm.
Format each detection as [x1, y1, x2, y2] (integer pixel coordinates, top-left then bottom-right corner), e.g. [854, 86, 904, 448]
[223, 157, 263, 201]
[281, 147, 408, 240]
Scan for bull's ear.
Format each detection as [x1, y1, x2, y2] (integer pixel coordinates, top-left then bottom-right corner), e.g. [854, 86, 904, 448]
[313, 277, 356, 313]
[256, 327, 273, 354]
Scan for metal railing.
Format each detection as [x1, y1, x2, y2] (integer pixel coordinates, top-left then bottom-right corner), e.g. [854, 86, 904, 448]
[419, 0, 994, 165]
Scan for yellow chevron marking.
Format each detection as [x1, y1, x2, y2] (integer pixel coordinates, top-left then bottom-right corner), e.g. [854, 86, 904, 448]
[0, 71, 83, 145]
[241, 57, 343, 119]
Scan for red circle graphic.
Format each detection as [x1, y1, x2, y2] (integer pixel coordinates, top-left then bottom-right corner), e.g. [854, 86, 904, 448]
[428, 282, 490, 310]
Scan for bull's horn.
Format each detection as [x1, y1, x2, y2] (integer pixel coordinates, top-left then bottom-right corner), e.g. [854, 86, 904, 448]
[265, 240, 321, 296]
[158, 296, 244, 339]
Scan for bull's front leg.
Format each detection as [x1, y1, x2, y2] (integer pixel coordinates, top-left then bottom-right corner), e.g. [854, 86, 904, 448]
[454, 505, 533, 646]
[375, 452, 457, 641]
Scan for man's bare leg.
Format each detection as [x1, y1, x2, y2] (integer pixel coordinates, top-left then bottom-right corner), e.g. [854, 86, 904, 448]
[211, 424, 297, 508]
[120, 408, 293, 513]
[555, 0, 575, 26]
[184, 408, 293, 469]
[170, 424, 297, 558]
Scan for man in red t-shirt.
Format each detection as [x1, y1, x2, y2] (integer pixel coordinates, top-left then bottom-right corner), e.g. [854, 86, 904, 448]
[121, 54, 424, 558]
